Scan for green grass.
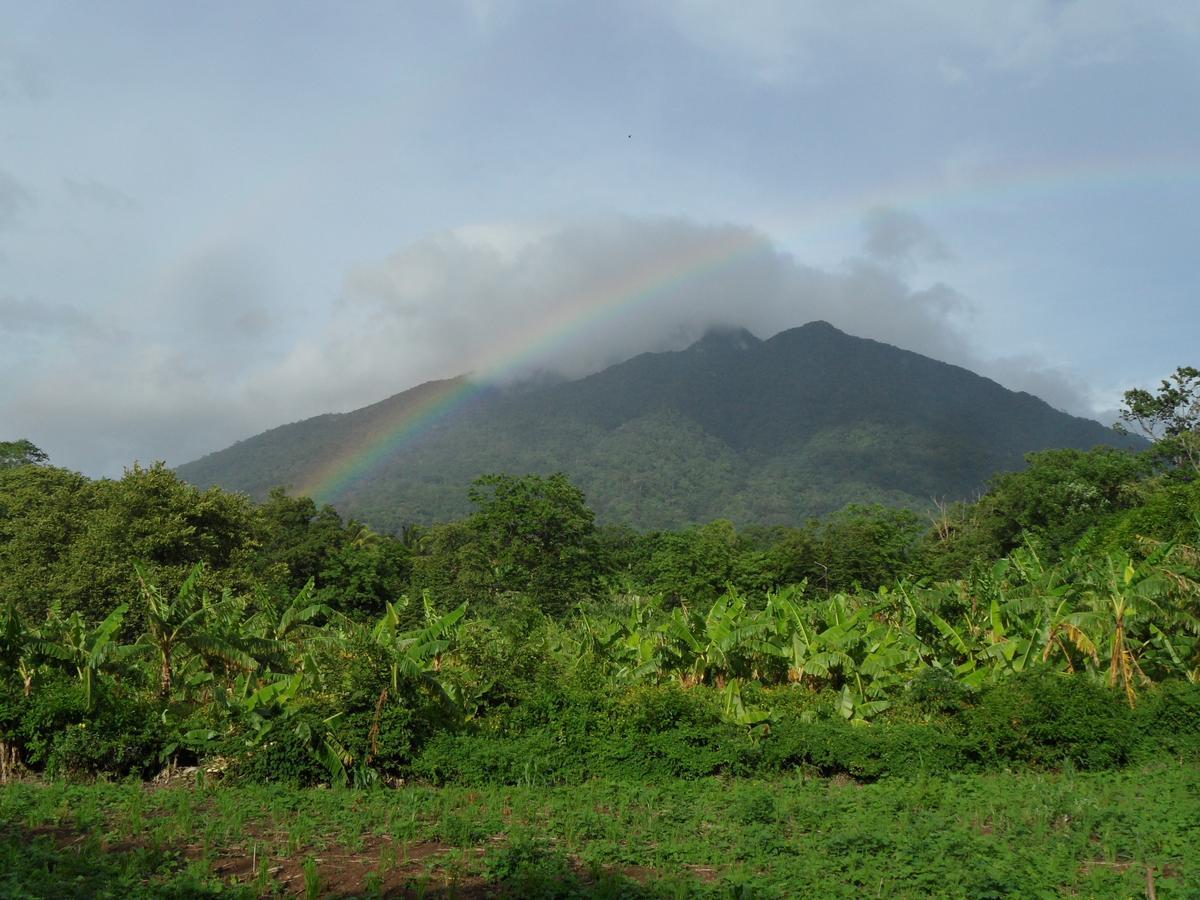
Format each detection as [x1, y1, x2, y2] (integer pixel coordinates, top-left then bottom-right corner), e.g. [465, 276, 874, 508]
[2, 764, 1198, 897]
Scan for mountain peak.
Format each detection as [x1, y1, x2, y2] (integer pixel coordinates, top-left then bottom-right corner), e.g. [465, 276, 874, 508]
[798, 320, 843, 334]
[688, 326, 762, 353]
[177, 321, 1139, 531]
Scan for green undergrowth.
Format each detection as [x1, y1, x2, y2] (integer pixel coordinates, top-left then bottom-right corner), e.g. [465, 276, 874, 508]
[410, 673, 1200, 787]
[2, 764, 1199, 898]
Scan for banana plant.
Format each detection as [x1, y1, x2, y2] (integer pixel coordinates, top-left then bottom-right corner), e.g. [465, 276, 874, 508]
[573, 608, 625, 671]
[371, 593, 466, 695]
[1069, 549, 1196, 704]
[36, 604, 140, 709]
[135, 562, 257, 696]
[213, 670, 355, 786]
[691, 587, 777, 686]
[836, 680, 892, 725]
[720, 678, 775, 739]
[777, 594, 872, 689]
[252, 578, 334, 645]
[0, 601, 40, 697]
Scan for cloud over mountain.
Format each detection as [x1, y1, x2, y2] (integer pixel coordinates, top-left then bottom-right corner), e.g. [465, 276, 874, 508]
[0, 213, 1114, 475]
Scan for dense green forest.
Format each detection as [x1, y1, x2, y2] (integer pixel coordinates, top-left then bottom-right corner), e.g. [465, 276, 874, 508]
[3, 435, 1198, 785]
[2, 367, 1199, 894]
[177, 323, 1143, 531]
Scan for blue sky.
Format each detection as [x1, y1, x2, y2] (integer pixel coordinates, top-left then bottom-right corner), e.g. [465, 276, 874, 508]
[2, 1, 1198, 475]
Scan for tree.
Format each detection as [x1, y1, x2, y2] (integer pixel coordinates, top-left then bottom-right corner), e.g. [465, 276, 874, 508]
[1116, 366, 1200, 474]
[647, 520, 741, 605]
[0, 440, 48, 469]
[923, 448, 1150, 571]
[466, 473, 598, 614]
[814, 505, 925, 591]
[0, 465, 97, 621]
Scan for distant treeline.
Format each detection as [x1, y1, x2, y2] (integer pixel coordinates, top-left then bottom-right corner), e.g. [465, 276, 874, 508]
[1, 444, 1197, 629]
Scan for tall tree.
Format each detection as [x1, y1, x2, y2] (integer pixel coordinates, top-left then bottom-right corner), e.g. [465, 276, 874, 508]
[0, 440, 48, 469]
[466, 473, 598, 614]
[1116, 365, 1200, 474]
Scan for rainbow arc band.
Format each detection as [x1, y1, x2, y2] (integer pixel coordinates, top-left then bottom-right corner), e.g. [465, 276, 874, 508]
[297, 228, 769, 503]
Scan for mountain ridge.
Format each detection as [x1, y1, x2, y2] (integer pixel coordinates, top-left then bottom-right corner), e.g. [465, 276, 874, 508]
[176, 322, 1141, 531]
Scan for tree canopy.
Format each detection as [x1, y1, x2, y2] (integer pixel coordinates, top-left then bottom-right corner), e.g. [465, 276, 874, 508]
[1116, 365, 1200, 474]
[0, 439, 48, 469]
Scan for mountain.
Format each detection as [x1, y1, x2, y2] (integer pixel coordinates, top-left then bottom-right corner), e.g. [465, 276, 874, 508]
[176, 322, 1142, 531]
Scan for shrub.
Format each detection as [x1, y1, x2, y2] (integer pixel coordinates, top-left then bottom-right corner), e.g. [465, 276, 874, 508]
[219, 712, 333, 787]
[1132, 680, 1200, 760]
[5, 673, 165, 779]
[762, 716, 967, 779]
[907, 667, 971, 717]
[964, 670, 1135, 770]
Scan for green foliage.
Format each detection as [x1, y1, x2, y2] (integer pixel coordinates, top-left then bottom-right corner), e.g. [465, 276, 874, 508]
[923, 447, 1151, 573]
[811, 504, 926, 591]
[254, 488, 411, 617]
[965, 670, 1136, 770]
[906, 666, 970, 716]
[1, 673, 164, 779]
[0, 439, 48, 468]
[1116, 364, 1200, 473]
[465, 472, 599, 614]
[175, 323, 1142, 531]
[763, 714, 969, 778]
[643, 520, 742, 604]
[220, 709, 336, 787]
[2, 441, 1199, 790]
[1132, 680, 1200, 760]
[0, 462, 261, 628]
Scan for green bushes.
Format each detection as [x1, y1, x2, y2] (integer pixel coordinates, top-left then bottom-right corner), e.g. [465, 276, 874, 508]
[0, 674, 164, 779]
[6, 653, 1200, 787]
[1133, 680, 1200, 759]
[756, 675, 1200, 780]
[411, 681, 759, 785]
[414, 673, 1199, 787]
[763, 717, 968, 778]
[964, 671, 1137, 770]
[220, 713, 333, 787]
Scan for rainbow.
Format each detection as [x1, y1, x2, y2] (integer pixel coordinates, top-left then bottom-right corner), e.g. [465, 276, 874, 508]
[294, 151, 1200, 505]
[753, 150, 1200, 253]
[295, 226, 773, 503]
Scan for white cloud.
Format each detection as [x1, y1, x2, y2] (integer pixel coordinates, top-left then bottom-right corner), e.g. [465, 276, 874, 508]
[2, 213, 1105, 475]
[863, 207, 951, 266]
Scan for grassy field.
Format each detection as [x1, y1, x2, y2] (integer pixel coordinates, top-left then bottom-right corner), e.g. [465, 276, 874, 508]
[2, 764, 1198, 898]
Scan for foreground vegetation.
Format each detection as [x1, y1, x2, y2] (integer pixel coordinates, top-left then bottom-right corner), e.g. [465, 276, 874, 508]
[0, 369, 1197, 895]
[3, 444, 1198, 790]
[3, 765, 1198, 897]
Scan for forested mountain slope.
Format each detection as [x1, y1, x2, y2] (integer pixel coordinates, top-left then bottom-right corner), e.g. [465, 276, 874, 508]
[177, 321, 1140, 530]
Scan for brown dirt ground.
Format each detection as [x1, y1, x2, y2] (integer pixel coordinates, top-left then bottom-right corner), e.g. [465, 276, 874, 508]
[13, 819, 718, 898]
